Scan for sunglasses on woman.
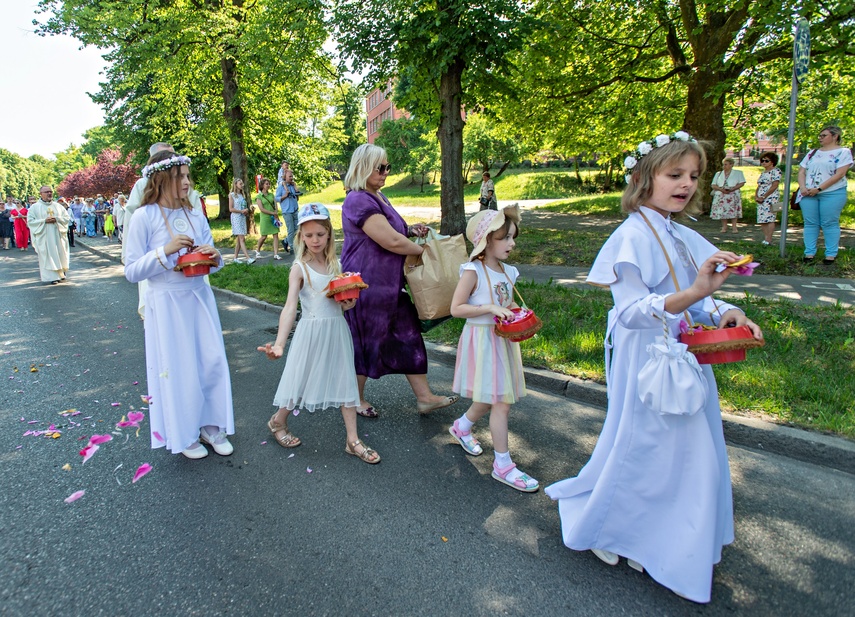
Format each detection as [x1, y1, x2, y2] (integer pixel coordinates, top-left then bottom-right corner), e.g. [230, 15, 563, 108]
[760, 159, 771, 163]
[375, 164, 392, 174]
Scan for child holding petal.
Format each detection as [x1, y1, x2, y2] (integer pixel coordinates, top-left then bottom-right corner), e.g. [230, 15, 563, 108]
[448, 204, 538, 492]
[545, 132, 763, 603]
[258, 203, 380, 464]
[124, 150, 235, 460]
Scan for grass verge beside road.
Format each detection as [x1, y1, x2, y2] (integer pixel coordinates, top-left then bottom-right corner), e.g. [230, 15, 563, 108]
[210, 265, 855, 439]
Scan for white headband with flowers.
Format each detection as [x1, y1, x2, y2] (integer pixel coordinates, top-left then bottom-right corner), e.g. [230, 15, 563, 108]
[624, 131, 696, 183]
[141, 155, 192, 179]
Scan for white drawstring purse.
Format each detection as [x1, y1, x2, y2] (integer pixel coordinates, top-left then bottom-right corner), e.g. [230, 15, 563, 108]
[638, 314, 708, 416]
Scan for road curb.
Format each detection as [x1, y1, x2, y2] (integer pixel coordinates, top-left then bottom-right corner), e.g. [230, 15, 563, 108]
[76, 238, 855, 475]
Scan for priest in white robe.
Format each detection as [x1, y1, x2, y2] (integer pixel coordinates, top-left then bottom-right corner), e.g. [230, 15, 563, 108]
[27, 186, 70, 284]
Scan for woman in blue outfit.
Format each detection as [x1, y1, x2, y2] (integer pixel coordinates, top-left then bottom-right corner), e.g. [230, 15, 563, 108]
[797, 125, 853, 265]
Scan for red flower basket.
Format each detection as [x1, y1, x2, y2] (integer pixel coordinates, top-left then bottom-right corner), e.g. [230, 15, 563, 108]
[494, 308, 543, 343]
[679, 325, 764, 364]
[326, 272, 369, 302]
[174, 251, 217, 277]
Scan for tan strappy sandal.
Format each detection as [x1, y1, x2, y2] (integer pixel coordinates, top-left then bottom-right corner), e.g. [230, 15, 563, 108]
[344, 439, 381, 464]
[268, 413, 301, 448]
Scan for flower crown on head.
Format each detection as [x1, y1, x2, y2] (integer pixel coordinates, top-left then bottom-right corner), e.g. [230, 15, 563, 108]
[141, 155, 192, 179]
[624, 131, 695, 183]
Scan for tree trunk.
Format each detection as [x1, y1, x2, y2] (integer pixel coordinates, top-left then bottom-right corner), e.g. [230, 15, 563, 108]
[494, 160, 511, 178]
[216, 167, 230, 220]
[575, 156, 582, 182]
[221, 54, 250, 223]
[438, 58, 466, 236]
[683, 67, 727, 210]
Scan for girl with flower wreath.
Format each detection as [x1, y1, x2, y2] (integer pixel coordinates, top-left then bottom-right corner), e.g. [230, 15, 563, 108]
[545, 132, 763, 603]
[124, 150, 235, 460]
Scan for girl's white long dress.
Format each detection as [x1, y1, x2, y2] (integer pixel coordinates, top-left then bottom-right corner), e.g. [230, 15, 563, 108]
[545, 207, 741, 603]
[272, 262, 359, 411]
[124, 205, 234, 453]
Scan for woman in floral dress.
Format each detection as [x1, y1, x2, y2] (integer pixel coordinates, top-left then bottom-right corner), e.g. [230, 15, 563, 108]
[754, 152, 781, 245]
[710, 158, 745, 233]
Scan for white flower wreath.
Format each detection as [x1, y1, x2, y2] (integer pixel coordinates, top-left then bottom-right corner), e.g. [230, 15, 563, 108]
[623, 131, 697, 182]
[141, 155, 192, 179]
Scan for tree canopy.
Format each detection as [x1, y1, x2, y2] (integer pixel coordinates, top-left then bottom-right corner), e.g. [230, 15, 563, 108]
[496, 0, 855, 188]
[36, 0, 336, 213]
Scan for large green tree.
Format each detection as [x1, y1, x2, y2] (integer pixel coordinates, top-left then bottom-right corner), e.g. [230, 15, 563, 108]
[332, 0, 530, 234]
[37, 0, 334, 215]
[499, 0, 855, 187]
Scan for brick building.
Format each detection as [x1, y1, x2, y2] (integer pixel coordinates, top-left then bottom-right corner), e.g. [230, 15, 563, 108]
[365, 83, 409, 143]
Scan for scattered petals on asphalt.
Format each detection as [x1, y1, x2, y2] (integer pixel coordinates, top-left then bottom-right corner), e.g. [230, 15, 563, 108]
[83, 369, 90, 374]
[127, 412, 144, 423]
[140, 395, 152, 404]
[260, 441, 267, 445]
[62, 463, 72, 471]
[292, 409, 300, 416]
[133, 381, 139, 385]
[132, 464, 152, 483]
[64, 490, 85, 503]
[306, 467, 312, 473]
[288, 453, 295, 458]
[152, 431, 165, 442]
[442, 537, 448, 542]
[88, 434, 113, 445]
[111, 402, 121, 407]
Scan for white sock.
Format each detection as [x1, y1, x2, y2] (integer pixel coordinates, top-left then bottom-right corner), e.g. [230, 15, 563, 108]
[494, 450, 512, 468]
[457, 414, 474, 433]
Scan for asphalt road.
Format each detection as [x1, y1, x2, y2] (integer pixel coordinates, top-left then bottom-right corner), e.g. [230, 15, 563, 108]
[1, 247, 853, 616]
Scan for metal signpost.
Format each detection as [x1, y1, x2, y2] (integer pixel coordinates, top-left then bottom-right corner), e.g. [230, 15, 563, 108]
[780, 18, 810, 257]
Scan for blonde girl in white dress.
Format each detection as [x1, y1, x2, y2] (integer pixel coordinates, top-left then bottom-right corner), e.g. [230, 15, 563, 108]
[257, 203, 380, 463]
[124, 150, 234, 460]
[448, 204, 538, 492]
[545, 132, 763, 603]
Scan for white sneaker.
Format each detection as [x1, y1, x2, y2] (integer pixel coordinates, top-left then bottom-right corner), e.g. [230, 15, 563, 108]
[591, 548, 619, 566]
[255, 250, 262, 259]
[273, 254, 282, 261]
[182, 442, 209, 459]
[247, 258, 256, 264]
[234, 257, 245, 263]
[200, 427, 234, 456]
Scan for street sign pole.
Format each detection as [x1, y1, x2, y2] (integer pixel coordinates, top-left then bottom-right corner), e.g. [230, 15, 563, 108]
[780, 18, 810, 257]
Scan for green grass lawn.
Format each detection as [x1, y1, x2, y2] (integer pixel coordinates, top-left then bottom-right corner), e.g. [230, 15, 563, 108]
[209, 265, 855, 438]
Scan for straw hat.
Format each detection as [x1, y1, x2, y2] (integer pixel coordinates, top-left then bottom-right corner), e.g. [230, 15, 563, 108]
[465, 204, 520, 260]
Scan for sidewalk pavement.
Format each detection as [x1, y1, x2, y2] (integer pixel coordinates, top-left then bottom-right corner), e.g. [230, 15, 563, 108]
[74, 234, 855, 475]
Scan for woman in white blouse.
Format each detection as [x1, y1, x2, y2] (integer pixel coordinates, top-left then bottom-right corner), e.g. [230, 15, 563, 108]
[797, 125, 853, 265]
[710, 158, 746, 233]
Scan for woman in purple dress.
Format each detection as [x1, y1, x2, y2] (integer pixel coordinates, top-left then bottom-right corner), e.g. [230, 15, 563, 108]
[340, 144, 459, 418]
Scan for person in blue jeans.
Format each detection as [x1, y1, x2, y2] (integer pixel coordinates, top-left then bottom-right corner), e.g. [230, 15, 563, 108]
[279, 168, 301, 254]
[797, 125, 853, 265]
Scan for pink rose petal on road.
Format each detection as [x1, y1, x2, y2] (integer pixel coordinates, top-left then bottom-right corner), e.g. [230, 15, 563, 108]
[133, 381, 139, 385]
[64, 490, 85, 503]
[80, 444, 99, 464]
[292, 409, 300, 416]
[132, 463, 153, 483]
[153, 431, 165, 442]
[127, 411, 145, 423]
[140, 395, 152, 404]
[260, 441, 267, 445]
[306, 467, 313, 473]
[88, 434, 113, 445]
[111, 402, 121, 407]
